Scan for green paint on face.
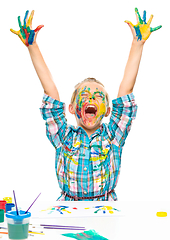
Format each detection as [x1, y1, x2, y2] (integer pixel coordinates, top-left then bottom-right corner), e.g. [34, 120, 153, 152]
[93, 90, 105, 102]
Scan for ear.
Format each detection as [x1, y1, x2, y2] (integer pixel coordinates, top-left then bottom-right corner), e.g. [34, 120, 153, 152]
[105, 107, 111, 117]
[69, 104, 75, 115]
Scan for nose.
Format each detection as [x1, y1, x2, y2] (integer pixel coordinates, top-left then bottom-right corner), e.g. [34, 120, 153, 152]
[89, 97, 95, 101]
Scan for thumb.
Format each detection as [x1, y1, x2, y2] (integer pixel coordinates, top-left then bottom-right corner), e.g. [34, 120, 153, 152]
[125, 21, 134, 30]
[32, 25, 44, 43]
[125, 20, 136, 37]
[34, 25, 44, 33]
[10, 28, 20, 35]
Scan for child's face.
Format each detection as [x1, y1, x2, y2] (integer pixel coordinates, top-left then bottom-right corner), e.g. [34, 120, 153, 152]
[73, 82, 108, 130]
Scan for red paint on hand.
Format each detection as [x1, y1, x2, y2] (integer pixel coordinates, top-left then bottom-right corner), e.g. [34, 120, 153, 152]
[34, 25, 44, 32]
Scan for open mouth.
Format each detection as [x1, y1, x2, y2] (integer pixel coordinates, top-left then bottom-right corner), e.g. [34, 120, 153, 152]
[84, 105, 97, 118]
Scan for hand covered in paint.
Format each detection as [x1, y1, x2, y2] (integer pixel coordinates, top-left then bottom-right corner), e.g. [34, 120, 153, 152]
[125, 8, 162, 42]
[10, 10, 44, 46]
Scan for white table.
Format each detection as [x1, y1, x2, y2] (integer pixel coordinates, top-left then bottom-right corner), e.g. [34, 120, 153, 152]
[0, 201, 169, 240]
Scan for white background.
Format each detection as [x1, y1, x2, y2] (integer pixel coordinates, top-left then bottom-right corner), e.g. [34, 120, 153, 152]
[0, 0, 169, 203]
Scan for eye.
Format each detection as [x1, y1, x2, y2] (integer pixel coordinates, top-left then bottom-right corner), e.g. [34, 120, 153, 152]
[96, 94, 103, 98]
[81, 94, 88, 98]
[95, 94, 105, 100]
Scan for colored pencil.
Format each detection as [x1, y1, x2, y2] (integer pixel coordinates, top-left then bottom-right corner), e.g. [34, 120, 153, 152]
[28, 231, 44, 235]
[42, 226, 85, 230]
[25, 193, 41, 213]
[32, 226, 86, 231]
[13, 190, 19, 215]
[29, 230, 43, 234]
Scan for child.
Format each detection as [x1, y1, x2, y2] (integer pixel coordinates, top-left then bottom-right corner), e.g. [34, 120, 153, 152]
[10, 8, 161, 201]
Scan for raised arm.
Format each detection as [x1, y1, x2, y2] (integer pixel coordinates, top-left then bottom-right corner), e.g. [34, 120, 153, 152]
[28, 43, 60, 100]
[117, 8, 162, 98]
[10, 10, 60, 101]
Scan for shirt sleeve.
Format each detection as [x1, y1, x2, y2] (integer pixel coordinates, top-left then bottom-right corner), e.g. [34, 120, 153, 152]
[108, 93, 138, 147]
[40, 93, 67, 148]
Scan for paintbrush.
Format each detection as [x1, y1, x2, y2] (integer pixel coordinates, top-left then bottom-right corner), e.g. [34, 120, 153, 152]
[33, 226, 86, 230]
[25, 193, 41, 213]
[13, 190, 19, 215]
[31, 224, 86, 231]
[31, 223, 85, 229]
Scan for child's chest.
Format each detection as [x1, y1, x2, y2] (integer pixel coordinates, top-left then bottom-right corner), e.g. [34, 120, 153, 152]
[58, 133, 121, 174]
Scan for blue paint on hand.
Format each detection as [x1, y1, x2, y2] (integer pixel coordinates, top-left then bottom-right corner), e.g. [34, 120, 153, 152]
[143, 10, 146, 24]
[28, 30, 35, 45]
[24, 10, 29, 28]
[134, 25, 142, 41]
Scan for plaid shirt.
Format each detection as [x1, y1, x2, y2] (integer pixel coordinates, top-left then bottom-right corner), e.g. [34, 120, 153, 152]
[40, 93, 137, 201]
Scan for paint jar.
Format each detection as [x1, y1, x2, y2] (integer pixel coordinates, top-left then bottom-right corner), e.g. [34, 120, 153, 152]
[3, 197, 12, 203]
[6, 210, 31, 240]
[6, 203, 15, 212]
[0, 209, 4, 223]
[0, 200, 7, 213]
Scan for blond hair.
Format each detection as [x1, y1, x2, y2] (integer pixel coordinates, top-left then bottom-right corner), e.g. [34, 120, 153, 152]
[71, 78, 110, 107]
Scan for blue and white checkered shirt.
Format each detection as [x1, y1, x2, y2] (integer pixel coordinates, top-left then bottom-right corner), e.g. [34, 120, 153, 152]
[40, 93, 137, 201]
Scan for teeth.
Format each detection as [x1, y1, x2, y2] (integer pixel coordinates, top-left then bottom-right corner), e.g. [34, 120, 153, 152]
[85, 105, 96, 110]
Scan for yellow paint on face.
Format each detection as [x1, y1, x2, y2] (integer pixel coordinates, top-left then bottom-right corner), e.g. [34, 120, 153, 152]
[98, 102, 106, 116]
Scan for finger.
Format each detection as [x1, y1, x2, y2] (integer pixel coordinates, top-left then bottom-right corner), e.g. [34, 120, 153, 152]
[143, 10, 146, 24]
[124, 20, 134, 28]
[11, 27, 27, 45]
[125, 21, 137, 38]
[135, 8, 143, 24]
[27, 10, 34, 28]
[150, 25, 162, 32]
[24, 10, 29, 28]
[18, 16, 22, 29]
[135, 10, 139, 23]
[12, 30, 26, 46]
[34, 25, 44, 32]
[147, 14, 154, 25]
[18, 32, 27, 45]
[10, 29, 20, 35]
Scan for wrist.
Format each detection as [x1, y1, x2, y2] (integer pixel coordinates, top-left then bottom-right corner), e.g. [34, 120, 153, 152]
[28, 42, 38, 51]
[132, 38, 145, 47]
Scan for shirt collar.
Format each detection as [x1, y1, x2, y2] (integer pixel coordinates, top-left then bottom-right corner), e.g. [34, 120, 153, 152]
[70, 124, 104, 139]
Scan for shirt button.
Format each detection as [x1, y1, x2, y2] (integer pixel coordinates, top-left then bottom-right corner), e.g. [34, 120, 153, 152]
[84, 167, 87, 171]
[84, 191, 87, 195]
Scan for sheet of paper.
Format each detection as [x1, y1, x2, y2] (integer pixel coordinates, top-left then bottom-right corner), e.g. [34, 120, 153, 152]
[31, 201, 123, 218]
